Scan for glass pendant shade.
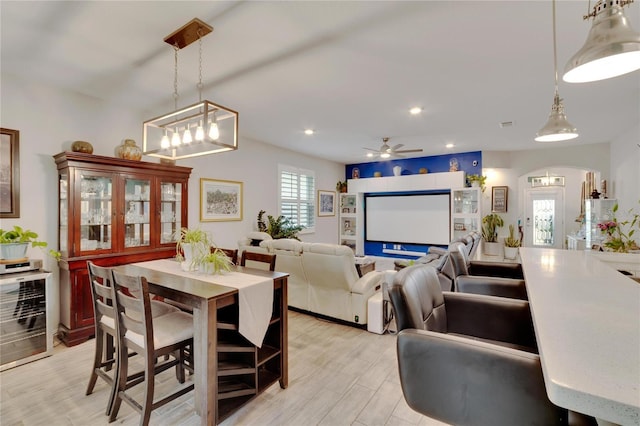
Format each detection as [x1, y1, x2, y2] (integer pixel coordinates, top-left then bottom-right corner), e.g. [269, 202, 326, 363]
[182, 127, 193, 144]
[208, 121, 220, 140]
[535, 94, 579, 142]
[563, 1, 640, 83]
[143, 100, 238, 160]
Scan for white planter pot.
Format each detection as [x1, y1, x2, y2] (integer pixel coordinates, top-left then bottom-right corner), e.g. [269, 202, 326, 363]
[471, 181, 480, 187]
[1, 242, 29, 260]
[504, 246, 519, 260]
[483, 241, 502, 256]
[393, 166, 402, 176]
[181, 243, 197, 271]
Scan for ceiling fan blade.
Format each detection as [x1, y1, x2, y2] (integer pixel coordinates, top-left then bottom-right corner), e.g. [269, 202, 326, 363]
[363, 147, 380, 152]
[395, 149, 423, 154]
[390, 143, 404, 151]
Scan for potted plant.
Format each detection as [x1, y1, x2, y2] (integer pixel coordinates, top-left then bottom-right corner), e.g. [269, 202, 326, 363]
[466, 174, 487, 191]
[174, 227, 212, 271]
[257, 210, 304, 240]
[504, 224, 521, 259]
[199, 249, 234, 275]
[597, 202, 639, 253]
[0, 226, 61, 261]
[482, 213, 504, 256]
[336, 180, 348, 193]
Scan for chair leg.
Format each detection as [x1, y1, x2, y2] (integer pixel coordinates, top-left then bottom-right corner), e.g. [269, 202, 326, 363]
[174, 349, 186, 384]
[140, 354, 155, 426]
[108, 343, 128, 423]
[105, 333, 115, 372]
[86, 328, 104, 395]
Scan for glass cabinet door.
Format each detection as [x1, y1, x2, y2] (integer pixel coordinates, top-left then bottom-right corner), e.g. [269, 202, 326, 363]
[59, 171, 69, 255]
[159, 181, 183, 244]
[451, 188, 481, 240]
[123, 177, 151, 249]
[79, 173, 113, 253]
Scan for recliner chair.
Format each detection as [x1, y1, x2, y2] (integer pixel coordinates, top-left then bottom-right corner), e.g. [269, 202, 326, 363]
[388, 264, 595, 426]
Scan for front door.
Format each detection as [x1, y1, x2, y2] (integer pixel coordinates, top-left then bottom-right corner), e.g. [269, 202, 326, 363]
[524, 187, 565, 249]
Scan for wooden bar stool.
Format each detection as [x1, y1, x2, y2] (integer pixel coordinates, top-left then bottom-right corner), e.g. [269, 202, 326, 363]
[85, 261, 180, 416]
[109, 270, 194, 425]
[240, 251, 276, 271]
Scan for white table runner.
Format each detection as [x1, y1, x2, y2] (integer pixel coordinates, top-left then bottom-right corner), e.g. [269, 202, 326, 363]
[133, 259, 273, 347]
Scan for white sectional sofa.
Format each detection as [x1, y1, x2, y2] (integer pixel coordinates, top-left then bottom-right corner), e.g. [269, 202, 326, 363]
[239, 236, 384, 326]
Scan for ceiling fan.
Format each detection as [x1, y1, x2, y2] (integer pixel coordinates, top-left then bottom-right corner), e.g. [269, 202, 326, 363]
[364, 137, 423, 159]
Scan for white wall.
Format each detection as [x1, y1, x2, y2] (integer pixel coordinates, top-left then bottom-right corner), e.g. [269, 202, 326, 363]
[0, 73, 344, 330]
[609, 123, 640, 213]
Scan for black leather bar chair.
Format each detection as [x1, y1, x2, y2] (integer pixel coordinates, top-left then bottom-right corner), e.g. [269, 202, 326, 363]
[449, 241, 528, 299]
[388, 264, 596, 426]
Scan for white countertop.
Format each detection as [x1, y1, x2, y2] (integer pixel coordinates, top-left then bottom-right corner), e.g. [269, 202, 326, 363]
[519, 248, 640, 425]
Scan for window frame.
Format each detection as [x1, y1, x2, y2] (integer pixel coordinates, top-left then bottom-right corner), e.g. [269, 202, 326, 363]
[278, 164, 316, 234]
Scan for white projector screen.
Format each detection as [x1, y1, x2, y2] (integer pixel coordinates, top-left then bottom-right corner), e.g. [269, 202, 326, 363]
[365, 193, 451, 245]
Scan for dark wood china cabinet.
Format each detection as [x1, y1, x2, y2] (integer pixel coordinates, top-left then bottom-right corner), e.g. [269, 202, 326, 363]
[54, 152, 191, 346]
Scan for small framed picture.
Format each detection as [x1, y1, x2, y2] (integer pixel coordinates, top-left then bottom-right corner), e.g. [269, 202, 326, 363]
[318, 190, 336, 217]
[454, 223, 465, 231]
[491, 186, 508, 213]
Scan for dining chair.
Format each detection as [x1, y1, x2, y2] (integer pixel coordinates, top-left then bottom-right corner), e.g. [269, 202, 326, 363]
[109, 270, 195, 425]
[85, 261, 180, 416]
[240, 251, 276, 271]
[212, 247, 238, 265]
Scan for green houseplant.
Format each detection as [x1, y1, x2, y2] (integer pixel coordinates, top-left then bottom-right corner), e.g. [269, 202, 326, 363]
[257, 210, 304, 240]
[504, 224, 521, 259]
[482, 213, 504, 256]
[0, 226, 61, 260]
[336, 180, 348, 193]
[466, 174, 487, 191]
[174, 227, 212, 271]
[199, 249, 234, 275]
[597, 202, 639, 253]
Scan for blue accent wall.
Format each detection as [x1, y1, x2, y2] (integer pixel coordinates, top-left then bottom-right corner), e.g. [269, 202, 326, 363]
[345, 151, 482, 259]
[345, 151, 482, 180]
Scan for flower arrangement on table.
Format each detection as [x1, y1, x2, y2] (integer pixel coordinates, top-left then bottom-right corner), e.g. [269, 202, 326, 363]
[597, 203, 639, 253]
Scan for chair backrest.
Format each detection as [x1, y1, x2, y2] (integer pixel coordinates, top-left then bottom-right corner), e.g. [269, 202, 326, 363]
[449, 241, 470, 278]
[111, 270, 154, 353]
[213, 247, 238, 265]
[468, 231, 482, 259]
[300, 243, 360, 291]
[241, 251, 276, 271]
[87, 261, 116, 331]
[388, 265, 448, 333]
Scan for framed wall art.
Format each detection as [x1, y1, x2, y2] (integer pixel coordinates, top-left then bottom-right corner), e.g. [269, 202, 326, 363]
[491, 185, 508, 213]
[200, 178, 243, 222]
[318, 190, 335, 217]
[0, 128, 20, 218]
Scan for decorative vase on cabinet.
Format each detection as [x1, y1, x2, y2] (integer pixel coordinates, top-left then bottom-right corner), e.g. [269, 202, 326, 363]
[116, 139, 142, 161]
[54, 152, 192, 346]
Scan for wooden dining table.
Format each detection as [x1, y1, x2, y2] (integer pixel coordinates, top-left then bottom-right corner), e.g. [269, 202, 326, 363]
[114, 260, 289, 425]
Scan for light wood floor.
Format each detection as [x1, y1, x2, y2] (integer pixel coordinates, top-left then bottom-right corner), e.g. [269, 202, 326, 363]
[1, 310, 447, 426]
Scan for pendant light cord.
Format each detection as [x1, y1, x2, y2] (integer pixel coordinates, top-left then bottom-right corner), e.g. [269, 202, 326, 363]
[197, 28, 203, 102]
[173, 44, 179, 110]
[552, 0, 559, 97]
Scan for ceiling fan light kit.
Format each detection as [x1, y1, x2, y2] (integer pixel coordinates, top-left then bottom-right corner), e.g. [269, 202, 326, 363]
[563, 0, 640, 83]
[142, 18, 238, 161]
[536, 0, 579, 142]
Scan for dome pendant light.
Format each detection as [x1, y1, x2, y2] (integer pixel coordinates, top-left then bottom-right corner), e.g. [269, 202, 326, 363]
[564, 0, 640, 83]
[536, 0, 579, 142]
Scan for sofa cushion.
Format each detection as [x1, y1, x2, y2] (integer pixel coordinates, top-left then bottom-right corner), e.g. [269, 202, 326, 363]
[247, 232, 272, 246]
[260, 238, 303, 254]
[304, 243, 354, 258]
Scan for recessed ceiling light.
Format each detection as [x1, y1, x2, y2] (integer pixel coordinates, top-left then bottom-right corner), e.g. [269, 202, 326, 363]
[304, 129, 314, 135]
[499, 121, 514, 128]
[446, 143, 454, 149]
[409, 107, 422, 115]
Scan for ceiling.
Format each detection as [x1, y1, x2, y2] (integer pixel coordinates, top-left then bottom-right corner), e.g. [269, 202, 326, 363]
[2, 1, 639, 164]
